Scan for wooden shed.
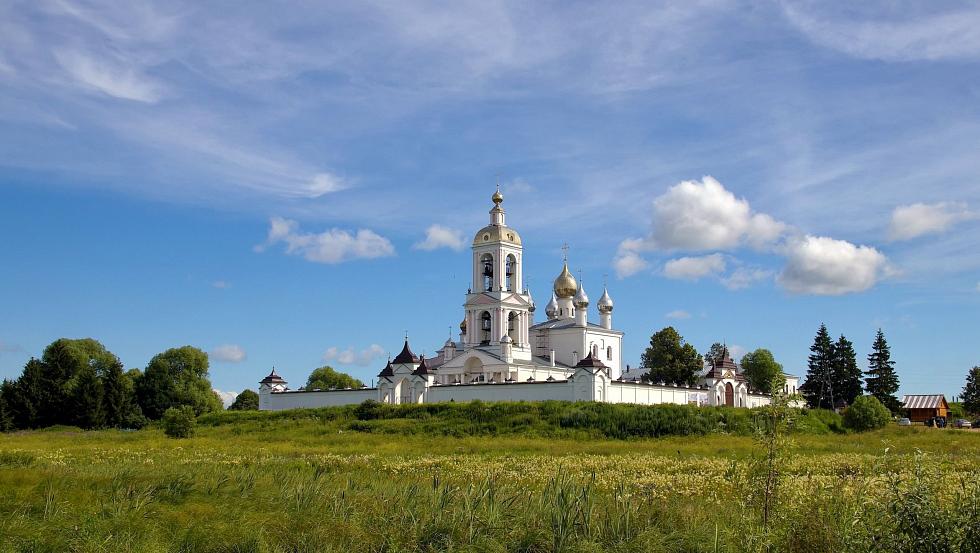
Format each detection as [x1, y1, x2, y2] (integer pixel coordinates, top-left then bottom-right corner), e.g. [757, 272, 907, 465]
[902, 394, 949, 423]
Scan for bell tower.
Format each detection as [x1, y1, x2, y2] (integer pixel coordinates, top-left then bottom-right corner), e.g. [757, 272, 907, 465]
[462, 188, 533, 359]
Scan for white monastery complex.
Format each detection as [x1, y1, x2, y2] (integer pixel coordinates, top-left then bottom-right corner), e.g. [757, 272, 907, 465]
[259, 189, 798, 411]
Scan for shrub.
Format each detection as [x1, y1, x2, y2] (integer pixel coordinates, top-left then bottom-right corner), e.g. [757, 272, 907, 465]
[162, 406, 196, 438]
[842, 395, 891, 432]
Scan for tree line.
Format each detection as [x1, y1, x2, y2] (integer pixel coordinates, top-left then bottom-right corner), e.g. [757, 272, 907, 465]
[0, 338, 239, 432]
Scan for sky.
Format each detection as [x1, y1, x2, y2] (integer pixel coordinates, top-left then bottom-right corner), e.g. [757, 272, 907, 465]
[1, 1, 978, 405]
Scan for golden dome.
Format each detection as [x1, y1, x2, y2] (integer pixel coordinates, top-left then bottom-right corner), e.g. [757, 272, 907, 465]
[553, 262, 578, 298]
[492, 189, 503, 205]
[472, 224, 522, 246]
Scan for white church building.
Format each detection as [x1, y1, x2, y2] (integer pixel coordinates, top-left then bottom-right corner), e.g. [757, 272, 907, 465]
[259, 189, 794, 411]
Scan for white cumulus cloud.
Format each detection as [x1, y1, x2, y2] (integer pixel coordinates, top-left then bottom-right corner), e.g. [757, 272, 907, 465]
[641, 176, 787, 252]
[613, 250, 650, 278]
[721, 267, 773, 290]
[665, 309, 691, 320]
[414, 224, 465, 251]
[777, 235, 890, 295]
[210, 344, 247, 363]
[323, 344, 386, 366]
[213, 389, 238, 408]
[256, 217, 395, 263]
[888, 202, 974, 241]
[663, 254, 726, 281]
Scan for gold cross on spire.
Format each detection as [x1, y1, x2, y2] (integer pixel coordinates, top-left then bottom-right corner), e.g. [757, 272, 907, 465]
[561, 242, 569, 263]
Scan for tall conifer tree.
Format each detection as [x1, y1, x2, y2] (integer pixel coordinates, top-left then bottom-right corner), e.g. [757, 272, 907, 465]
[963, 366, 980, 415]
[0, 380, 14, 432]
[865, 329, 900, 412]
[72, 364, 105, 429]
[832, 335, 863, 407]
[801, 324, 835, 409]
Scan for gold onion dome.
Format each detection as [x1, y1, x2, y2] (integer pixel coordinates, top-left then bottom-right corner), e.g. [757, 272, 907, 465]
[492, 188, 504, 205]
[553, 263, 578, 299]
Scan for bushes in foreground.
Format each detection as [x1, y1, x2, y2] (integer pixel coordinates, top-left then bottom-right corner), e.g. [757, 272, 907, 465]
[843, 395, 891, 432]
[198, 400, 845, 439]
[162, 406, 196, 438]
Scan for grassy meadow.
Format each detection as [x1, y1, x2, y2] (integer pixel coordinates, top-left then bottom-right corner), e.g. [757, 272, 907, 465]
[1, 403, 979, 552]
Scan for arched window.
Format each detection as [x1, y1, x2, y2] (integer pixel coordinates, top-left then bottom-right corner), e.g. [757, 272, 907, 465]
[606, 346, 613, 361]
[592, 344, 599, 357]
[480, 253, 494, 291]
[480, 311, 492, 344]
[505, 254, 517, 291]
[508, 311, 518, 342]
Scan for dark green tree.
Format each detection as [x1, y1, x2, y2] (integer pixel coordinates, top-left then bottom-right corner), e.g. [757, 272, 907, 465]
[102, 361, 145, 428]
[306, 366, 365, 390]
[801, 324, 835, 409]
[228, 389, 260, 411]
[0, 380, 14, 432]
[9, 359, 44, 429]
[71, 364, 105, 429]
[36, 339, 122, 428]
[832, 335, 863, 407]
[640, 327, 703, 385]
[962, 366, 980, 415]
[136, 346, 222, 419]
[740, 349, 785, 394]
[704, 342, 727, 365]
[865, 329, 901, 412]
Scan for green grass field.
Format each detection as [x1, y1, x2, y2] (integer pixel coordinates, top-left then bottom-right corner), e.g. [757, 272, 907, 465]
[1, 404, 978, 552]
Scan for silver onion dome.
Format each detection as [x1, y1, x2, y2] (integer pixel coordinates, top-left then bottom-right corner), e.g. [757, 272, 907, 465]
[597, 287, 614, 314]
[573, 281, 589, 308]
[545, 293, 559, 319]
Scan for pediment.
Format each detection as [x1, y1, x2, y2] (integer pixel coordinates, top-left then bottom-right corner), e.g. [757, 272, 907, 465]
[465, 292, 531, 307]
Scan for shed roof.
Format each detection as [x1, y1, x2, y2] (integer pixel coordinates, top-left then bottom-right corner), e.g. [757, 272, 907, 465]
[902, 395, 947, 409]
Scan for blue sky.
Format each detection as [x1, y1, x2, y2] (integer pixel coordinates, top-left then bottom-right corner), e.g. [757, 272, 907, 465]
[1, 1, 978, 404]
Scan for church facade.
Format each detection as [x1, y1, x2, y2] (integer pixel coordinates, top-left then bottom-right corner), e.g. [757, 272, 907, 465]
[259, 190, 791, 411]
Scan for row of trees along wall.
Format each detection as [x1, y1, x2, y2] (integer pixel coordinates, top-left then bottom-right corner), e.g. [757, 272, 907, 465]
[0, 338, 223, 431]
[641, 327, 787, 394]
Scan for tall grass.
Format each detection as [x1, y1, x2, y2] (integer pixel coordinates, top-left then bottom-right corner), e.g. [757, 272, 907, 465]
[1, 407, 978, 552]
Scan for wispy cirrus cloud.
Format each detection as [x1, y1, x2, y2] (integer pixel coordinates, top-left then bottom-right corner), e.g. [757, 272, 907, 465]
[782, 3, 980, 62]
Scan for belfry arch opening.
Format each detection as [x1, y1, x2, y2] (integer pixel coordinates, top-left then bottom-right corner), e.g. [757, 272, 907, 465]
[505, 254, 517, 291]
[508, 311, 518, 343]
[480, 311, 492, 344]
[480, 254, 494, 291]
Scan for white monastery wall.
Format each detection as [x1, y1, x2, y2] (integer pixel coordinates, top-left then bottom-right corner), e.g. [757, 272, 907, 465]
[605, 382, 702, 405]
[260, 389, 377, 411]
[427, 382, 573, 403]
